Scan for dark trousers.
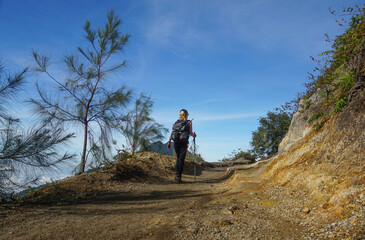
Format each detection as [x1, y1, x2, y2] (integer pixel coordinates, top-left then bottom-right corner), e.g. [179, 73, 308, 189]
[174, 141, 188, 177]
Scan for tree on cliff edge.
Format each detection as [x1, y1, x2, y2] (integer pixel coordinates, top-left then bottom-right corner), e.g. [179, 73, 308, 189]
[31, 10, 132, 173]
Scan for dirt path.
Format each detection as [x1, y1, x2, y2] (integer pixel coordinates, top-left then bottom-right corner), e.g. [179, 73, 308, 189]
[0, 165, 315, 240]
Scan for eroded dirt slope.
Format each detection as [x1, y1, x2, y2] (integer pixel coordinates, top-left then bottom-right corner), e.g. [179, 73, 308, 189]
[258, 87, 365, 239]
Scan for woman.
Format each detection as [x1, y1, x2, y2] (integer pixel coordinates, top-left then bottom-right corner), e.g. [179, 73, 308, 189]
[167, 109, 196, 183]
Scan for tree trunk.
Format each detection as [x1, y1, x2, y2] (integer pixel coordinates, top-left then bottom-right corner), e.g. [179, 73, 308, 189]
[80, 122, 88, 173]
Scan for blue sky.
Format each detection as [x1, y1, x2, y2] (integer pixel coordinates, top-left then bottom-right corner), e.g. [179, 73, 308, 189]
[0, 0, 362, 168]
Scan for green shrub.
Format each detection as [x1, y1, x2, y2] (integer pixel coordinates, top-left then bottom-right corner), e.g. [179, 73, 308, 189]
[336, 70, 355, 93]
[313, 121, 325, 130]
[219, 149, 257, 162]
[303, 5, 364, 116]
[334, 97, 347, 113]
[232, 150, 256, 162]
[301, 95, 311, 110]
[308, 110, 330, 123]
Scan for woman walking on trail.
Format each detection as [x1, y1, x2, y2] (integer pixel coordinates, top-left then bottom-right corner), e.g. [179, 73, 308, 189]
[167, 109, 196, 183]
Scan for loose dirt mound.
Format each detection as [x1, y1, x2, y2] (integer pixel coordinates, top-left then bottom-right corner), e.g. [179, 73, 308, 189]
[19, 152, 206, 205]
[18, 152, 172, 204]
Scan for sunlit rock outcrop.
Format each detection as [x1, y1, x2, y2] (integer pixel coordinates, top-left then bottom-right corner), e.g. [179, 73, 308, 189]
[263, 84, 365, 219]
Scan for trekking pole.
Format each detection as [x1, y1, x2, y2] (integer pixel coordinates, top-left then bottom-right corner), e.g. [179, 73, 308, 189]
[193, 135, 197, 182]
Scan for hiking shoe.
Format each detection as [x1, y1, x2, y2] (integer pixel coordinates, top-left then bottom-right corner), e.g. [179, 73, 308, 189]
[175, 175, 182, 183]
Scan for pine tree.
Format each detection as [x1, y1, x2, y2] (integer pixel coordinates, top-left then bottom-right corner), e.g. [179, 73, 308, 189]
[31, 10, 132, 173]
[0, 60, 74, 197]
[120, 93, 168, 154]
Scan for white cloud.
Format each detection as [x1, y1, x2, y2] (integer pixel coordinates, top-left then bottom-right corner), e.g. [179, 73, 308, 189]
[141, 0, 347, 58]
[152, 110, 262, 125]
[189, 98, 238, 107]
[143, 0, 220, 56]
[196, 112, 261, 121]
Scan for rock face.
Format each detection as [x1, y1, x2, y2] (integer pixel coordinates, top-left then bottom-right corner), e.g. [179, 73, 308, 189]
[278, 86, 327, 154]
[263, 84, 365, 219]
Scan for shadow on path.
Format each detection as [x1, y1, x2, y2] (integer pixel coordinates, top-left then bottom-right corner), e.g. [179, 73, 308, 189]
[19, 166, 255, 210]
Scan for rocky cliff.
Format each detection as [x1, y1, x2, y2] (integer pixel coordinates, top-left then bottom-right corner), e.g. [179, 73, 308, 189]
[262, 81, 365, 223]
[260, 11, 365, 224]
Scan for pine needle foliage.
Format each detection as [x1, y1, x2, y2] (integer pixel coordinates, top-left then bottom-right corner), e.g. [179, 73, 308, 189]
[30, 10, 133, 173]
[0, 60, 74, 197]
[0, 60, 27, 120]
[120, 93, 168, 154]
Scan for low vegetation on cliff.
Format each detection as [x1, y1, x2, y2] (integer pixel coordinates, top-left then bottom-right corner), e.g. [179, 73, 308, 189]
[303, 5, 365, 128]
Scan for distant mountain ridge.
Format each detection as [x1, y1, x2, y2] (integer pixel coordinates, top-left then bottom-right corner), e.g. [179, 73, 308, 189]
[147, 142, 174, 156]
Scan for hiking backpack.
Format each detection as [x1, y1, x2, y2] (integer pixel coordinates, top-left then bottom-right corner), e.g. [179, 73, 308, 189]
[171, 120, 190, 143]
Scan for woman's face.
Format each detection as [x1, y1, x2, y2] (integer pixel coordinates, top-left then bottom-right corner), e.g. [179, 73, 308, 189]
[180, 111, 187, 120]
